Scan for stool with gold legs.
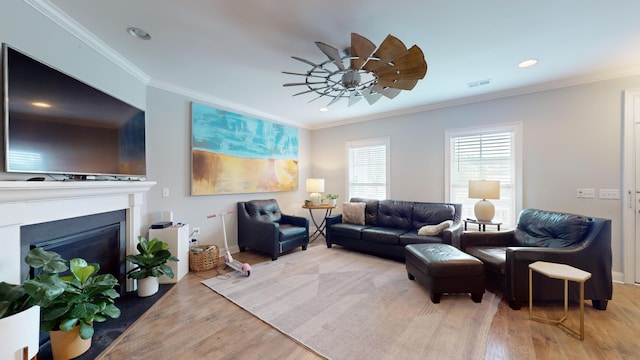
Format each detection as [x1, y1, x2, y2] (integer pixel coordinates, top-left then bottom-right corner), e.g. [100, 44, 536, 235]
[528, 261, 591, 341]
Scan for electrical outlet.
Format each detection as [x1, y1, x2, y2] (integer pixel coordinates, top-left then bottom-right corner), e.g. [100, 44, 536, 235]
[576, 188, 595, 199]
[162, 188, 169, 197]
[193, 227, 200, 235]
[599, 189, 620, 200]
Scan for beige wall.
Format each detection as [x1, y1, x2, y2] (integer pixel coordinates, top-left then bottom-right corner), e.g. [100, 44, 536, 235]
[311, 76, 640, 276]
[144, 87, 312, 252]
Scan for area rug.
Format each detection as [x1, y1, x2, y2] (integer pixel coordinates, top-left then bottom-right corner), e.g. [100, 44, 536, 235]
[202, 246, 499, 360]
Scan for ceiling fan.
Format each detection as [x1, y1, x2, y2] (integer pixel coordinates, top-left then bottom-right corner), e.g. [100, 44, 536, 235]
[283, 33, 428, 107]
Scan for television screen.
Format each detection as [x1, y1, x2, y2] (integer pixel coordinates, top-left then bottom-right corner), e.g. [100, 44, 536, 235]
[2, 44, 146, 178]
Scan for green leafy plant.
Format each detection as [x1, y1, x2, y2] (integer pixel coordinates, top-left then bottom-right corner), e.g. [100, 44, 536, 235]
[35, 257, 121, 339]
[324, 194, 339, 200]
[1, 247, 121, 340]
[0, 247, 67, 319]
[126, 236, 178, 280]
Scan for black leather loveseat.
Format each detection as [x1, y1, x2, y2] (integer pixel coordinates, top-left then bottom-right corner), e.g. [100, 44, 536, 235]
[326, 198, 463, 260]
[459, 208, 612, 310]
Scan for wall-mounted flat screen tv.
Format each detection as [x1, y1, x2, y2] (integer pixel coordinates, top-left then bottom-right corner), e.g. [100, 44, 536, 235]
[2, 44, 146, 178]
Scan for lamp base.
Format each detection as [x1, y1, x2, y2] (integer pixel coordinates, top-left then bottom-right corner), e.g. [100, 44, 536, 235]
[474, 200, 495, 222]
[309, 192, 322, 205]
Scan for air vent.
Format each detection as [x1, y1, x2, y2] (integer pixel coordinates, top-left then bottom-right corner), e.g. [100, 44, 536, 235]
[467, 79, 491, 88]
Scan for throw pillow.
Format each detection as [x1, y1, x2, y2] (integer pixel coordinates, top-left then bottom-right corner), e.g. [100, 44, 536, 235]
[418, 220, 453, 236]
[342, 202, 366, 225]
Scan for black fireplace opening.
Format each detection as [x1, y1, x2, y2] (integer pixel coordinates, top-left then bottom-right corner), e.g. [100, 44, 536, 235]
[20, 210, 127, 295]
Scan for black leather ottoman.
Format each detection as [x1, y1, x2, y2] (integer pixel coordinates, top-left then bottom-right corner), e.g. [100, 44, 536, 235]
[405, 243, 485, 303]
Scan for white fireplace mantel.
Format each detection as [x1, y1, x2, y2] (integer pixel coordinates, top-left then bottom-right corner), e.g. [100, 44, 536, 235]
[0, 180, 155, 288]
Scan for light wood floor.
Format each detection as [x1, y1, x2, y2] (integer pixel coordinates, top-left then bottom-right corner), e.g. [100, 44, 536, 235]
[97, 240, 640, 360]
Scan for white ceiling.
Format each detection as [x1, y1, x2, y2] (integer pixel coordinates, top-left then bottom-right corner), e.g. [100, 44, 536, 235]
[34, 0, 640, 129]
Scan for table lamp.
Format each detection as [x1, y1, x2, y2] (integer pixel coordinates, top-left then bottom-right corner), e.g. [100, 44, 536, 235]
[306, 178, 325, 205]
[468, 180, 500, 222]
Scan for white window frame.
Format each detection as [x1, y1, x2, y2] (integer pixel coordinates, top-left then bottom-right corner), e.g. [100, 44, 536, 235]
[345, 137, 391, 200]
[444, 122, 523, 228]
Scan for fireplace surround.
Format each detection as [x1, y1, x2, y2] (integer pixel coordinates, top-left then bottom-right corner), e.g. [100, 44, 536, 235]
[0, 181, 155, 291]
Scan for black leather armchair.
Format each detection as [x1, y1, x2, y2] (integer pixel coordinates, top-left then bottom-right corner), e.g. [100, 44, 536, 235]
[460, 208, 612, 310]
[237, 199, 309, 260]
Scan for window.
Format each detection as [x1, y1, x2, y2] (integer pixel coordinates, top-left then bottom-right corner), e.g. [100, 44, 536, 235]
[346, 137, 390, 200]
[445, 123, 522, 228]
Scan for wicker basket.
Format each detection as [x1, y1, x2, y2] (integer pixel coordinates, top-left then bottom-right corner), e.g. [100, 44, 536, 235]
[189, 245, 219, 272]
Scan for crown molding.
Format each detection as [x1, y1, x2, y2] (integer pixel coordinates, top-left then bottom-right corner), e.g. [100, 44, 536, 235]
[25, 0, 150, 85]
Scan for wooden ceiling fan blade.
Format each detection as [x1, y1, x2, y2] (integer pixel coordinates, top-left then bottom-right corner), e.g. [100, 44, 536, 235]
[376, 65, 426, 80]
[377, 78, 418, 90]
[348, 91, 363, 106]
[374, 34, 408, 62]
[373, 46, 427, 81]
[316, 42, 345, 71]
[378, 87, 402, 99]
[371, 84, 401, 99]
[363, 34, 408, 72]
[350, 33, 376, 70]
[362, 87, 383, 105]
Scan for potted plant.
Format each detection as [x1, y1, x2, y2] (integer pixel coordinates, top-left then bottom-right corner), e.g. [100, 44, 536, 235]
[1, 247, 120, 360]
[1, 248, 67, 317]
[126, 236, 179, 297]
[325, 194, 339, 206]
[35, 254, 120, 359]
[0, 248, 67, 360]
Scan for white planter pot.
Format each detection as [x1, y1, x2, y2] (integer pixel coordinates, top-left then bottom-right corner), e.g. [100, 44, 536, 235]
[0, 305, 40, 360]
[137, 276, 159, 297]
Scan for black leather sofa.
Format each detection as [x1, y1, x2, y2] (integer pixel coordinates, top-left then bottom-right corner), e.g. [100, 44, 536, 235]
[237, 199, 309, 260]
[459, 208, 612, 310]
[326, 198, 463, 260]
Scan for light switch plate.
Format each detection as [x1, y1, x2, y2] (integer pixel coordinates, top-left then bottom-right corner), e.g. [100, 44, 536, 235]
[576, 188, 595, 198]
[599, 188, 620, 199]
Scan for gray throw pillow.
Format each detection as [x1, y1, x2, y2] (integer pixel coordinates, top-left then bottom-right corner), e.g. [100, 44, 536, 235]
[342, 202, 366, 225]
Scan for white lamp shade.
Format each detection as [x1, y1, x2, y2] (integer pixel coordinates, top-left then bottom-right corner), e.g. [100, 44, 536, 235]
[468, 180, 500, 200]
[306, 178, 325, 193]
[306, 178, 325, 205]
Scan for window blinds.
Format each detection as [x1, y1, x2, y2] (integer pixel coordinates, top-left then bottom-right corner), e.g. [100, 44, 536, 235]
[348, 143, 388, 200]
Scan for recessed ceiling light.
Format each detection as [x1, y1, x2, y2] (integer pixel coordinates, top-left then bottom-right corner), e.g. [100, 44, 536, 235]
[31, 102, 51, 108]
[518, 59, 538, 68]
[127, 27, 151, 40]
[319, 107, 329, 112]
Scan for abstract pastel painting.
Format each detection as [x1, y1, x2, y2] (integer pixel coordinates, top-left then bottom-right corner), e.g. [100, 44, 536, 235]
[191, 102, 298, 195]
